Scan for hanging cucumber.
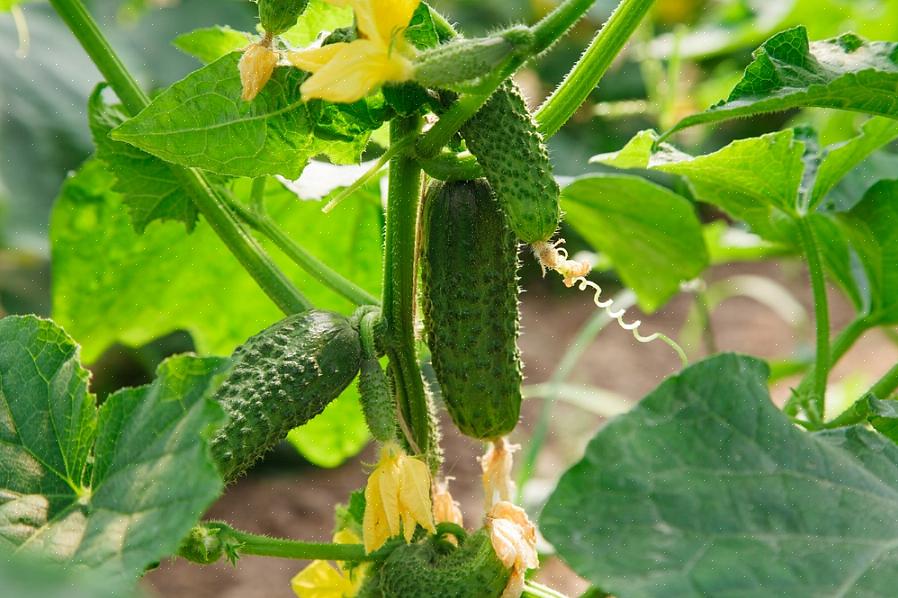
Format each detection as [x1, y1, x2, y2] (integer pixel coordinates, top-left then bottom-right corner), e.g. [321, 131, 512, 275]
[460, 82, 560, 244]
[211, 310, 362, 481]
[421, 179, 523, 440]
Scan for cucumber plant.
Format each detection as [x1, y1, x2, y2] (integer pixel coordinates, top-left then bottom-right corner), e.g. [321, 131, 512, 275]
[2, 0, 898, 597]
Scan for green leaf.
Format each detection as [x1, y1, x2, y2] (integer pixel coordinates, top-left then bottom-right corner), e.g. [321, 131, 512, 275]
[669, 27, 898, 135]
[656, 129, 806, 242]
[88, 86, 199, 233]
[0, 552, 137, 598]
[173, 26, 250, 64]
[287, 384, 369, 468]
[809, 117, 898, 210]
[542, 353, 898, 597]
[51, 161, 382, 362]
[560, 174, 708, 312]
[111, 53, 382, 178]
[280, 0, 353, 47]
[0, 315, 226, 585]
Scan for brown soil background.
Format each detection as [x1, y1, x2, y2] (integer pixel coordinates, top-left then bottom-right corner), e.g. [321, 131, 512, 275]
[144, 261, 898, 597]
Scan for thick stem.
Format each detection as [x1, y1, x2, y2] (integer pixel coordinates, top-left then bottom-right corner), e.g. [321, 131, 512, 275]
[383, 117, 431, 456]
[536, 0, 656, 138]
[225, 195, 379, 307]
[416, 0, 598, 158]
[49, 0, 310, 316]
[797, 218, 831, 422]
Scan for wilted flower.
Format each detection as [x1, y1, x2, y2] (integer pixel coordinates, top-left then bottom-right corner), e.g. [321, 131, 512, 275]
[239, 41, 280, 101]
[480, 438, 519, 511]
[488, 501, 539, 598]
[432, 478, 464, 527]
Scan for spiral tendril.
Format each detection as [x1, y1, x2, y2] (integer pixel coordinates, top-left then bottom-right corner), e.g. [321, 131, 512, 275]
[572, 276, 688, 367]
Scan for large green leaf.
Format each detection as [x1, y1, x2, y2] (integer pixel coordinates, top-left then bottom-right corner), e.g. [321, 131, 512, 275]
[88, 86, 199, 232]
[111, 53, 382, 179]
[51, 161, 378, 466]
[542, 353, 898, 598]
[670, 27, 898, 135]
[560, 174, 708, 312]
[0, 315, 226, 586]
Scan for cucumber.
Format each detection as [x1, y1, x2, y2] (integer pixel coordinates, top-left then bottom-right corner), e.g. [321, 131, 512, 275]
[258, 0, 309, 36]
[421, 179, 523, 440]
[211, 310, 362, 481]
[460, 82, 560, 244]
[357, 529, 511, 598]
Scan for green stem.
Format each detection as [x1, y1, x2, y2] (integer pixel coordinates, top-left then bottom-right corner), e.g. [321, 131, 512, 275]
[416, 0, 598, 158]
[224, 194, 379, 307]
[796, 218, 830, 422]
[383, 117, 431, 457]
[226, 527, 370, 562]
[250, 176, 267, 213]
[870, 362, 898, 401]
[536, 0, 656, 138]
[694, 290, 718, 355]
[785, 316, 872, 417]
[49, 0, 310, 316]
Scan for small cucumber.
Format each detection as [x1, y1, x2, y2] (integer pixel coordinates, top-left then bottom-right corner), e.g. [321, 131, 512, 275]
[421, 179, 523, 440]
[460, 82, 560, 244]
[257, 0, 309, 36]
[357, 529, 511, 598]
[211, 310, 361, 481]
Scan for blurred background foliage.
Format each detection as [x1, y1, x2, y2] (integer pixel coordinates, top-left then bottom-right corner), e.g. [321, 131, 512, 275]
[1, 0, 897, 441]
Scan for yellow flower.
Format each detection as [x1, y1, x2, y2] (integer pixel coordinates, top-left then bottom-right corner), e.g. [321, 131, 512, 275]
[363, 441, 436, 553]
[487, 501, 539, 598]
[287, 0, 419, 103]
[291, 530, 366, 598]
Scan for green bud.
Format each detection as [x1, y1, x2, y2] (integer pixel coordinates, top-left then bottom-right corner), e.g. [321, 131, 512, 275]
[257, 0, 309, 36]
[413, 27, 535, 91]
[178, 522, 242, 565]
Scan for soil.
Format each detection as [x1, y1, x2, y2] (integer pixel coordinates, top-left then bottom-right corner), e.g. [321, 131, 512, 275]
[144, 261, 898, 597]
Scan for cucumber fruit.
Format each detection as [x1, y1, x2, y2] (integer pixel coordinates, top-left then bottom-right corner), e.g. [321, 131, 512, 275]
[421, 179, 523, 440]
[357, 529, 511, 598]
[211, 310, 362, 481]
[460, 82, 560, 244]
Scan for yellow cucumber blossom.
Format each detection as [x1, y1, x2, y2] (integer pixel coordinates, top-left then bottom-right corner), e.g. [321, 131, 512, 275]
[291, 530, 366, 598]
[287, 0, 419, 103]
[239, 40, 280, 102]
[487, 501, 539, 598]
[363, 441, 436, 553]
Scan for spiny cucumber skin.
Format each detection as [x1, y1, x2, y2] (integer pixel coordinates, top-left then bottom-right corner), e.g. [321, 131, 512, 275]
[359, 358, 398, 443]
[211, 311, 361, 481]
[421, 179, 523, 440]
[461, 82, 560, 244]
[357, 529, 511, 598]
